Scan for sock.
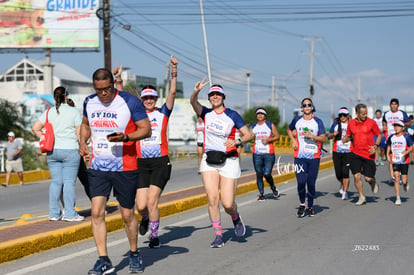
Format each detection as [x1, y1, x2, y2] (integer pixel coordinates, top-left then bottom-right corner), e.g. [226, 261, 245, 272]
[149, 220, 159, 238]
[211, 220, 222, 236]
[231, 212, 239, 221]
[99, 256, 110, 262]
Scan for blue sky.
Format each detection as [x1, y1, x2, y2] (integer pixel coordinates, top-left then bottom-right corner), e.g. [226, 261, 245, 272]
[1, 0, 414, 125]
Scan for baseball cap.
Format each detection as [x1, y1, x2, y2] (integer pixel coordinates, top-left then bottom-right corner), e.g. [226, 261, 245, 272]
[256, 108, 267, 115]
[7, 131, 15, 137]
[208, 86, 225, 97]
[338, 107, 349, 115]
[392, 120, 404, 127]
[390, 98, 399, 105]
[140, 88, 158, 98]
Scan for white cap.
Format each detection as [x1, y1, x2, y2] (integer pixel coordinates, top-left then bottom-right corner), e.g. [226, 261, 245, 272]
[140, 88, 158, 97]
[393, 120, 404, 127]
[256, 108, 267, 115]
[338, 108, 349, 115]
[7, 131, 15, 137]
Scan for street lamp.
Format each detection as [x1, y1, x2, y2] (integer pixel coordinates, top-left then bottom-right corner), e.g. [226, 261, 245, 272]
[246, 72, 251, 110]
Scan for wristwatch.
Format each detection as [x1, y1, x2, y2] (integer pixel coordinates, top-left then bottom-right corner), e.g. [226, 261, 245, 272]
[123, 134, 130, 142]
[236, 138, 242, 148]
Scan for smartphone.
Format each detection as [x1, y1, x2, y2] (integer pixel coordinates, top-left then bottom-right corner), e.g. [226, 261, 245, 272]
[107, 132, 118, 138]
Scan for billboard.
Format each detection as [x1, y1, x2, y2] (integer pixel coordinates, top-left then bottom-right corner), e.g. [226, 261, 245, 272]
[0, 0, 100, 48]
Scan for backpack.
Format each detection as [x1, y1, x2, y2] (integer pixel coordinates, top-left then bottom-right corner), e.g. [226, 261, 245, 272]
[40, 109, 55, 153]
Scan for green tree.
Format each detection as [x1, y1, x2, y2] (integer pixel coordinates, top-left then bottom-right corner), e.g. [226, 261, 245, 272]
[0, 99, 33, 140]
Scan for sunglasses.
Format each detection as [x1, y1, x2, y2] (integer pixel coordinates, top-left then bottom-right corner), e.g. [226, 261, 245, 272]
[339, 114, 348, 117]
[209, 92, 223, 97]
[94, 85, 113, 93]
[302, 103, 312, 108]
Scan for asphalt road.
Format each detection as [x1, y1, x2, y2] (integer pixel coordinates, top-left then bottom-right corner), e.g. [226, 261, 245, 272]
[1, 161, 413, 275]
[0, 155, 294, 223]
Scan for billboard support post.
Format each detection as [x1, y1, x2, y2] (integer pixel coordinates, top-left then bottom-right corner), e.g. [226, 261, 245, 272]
[42, 48, 54, 95]
[103, 0, 111, 71]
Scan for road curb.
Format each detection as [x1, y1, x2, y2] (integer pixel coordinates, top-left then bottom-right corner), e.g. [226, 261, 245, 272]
[0, 159, 333, 264]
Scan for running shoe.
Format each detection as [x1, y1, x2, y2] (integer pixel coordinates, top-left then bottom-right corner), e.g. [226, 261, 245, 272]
[62, 215, 85, 222]
[341, 192, 349, 200]
[306, 208, 314, 217]
[375, 160, 379, 166]
[395, 197, 401, 206]
[297, 205, 306, 217]
[233, 215, 246, 237]
[148, 237, 161, 248]
[129, 251, 144, 273]
[403, 183, 410, 192]
[48, 216, 61, 221]
[210, 235, 224, 248]
[139, 218, 149, 235]
[271, 186, 280, 198]
[380, 160, 384, 166]
[258, 194, 265, 201]
[339, 186, 344, 195]
[369, 180, 379, 194]
[355, 196, 366, 206]
[88, 258, 115, 275]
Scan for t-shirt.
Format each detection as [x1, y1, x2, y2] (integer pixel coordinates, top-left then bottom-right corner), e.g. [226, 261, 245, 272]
[83, 91, 147, 171]
[38, 104, 82, 150]
[383, 110, 410, 139]
[136, 103, 172, 158]
[346, 118, 380, 160]
[196, 121, 205, 144]
[329, 120, 351, 153]
[252, 120, 275, 154]
[386, 133, 413, 164]
[373, 117, 383, 132]
[200, 106, 245, 155]
[288, 115, 326, 159]
[6, 139, 22, 161]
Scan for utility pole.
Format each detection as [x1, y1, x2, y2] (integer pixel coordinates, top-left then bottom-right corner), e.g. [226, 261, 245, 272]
[199, 0, 212, 85]
[303, 37, 320, 98]
[103, 0, 111, 71]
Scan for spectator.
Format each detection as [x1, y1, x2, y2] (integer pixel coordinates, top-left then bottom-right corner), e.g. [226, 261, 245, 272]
[32, 86, 84, 221]
[2, 131, 23, 187]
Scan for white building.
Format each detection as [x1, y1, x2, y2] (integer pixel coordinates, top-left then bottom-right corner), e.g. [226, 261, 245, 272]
[0, 57, 92, 104]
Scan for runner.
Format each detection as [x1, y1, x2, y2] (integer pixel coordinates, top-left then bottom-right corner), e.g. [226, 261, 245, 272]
[327, 107, 352, 200]
[382, 98, 412, 184]
[386, 120, 413, 205]
[79, 68, 151, 274]
[190, 79, 253, 248]
[342, 103, 381, 206]
[134, 56, 178, 249]
[373, 109, 386, 166]
[196, 116, 205, 173]
[287, 98, 326, 217]
[250, 107, 280, 201]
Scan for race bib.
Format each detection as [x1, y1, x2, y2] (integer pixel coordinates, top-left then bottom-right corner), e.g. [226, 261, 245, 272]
[206, 118, 228, 137]
[141, 131, 162, 146]
[337, 140, 350, 152]
[93, 136, 115, 156]
[392, 153, 404, 163]
[304, 139, 318, 153]
[256, 140, 269, 153]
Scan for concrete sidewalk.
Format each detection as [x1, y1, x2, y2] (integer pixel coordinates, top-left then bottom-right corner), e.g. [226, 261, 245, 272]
[0, 159, 333, 264]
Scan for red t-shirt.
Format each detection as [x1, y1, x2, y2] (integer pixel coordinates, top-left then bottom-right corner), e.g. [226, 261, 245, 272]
[346, 118, 380, 160]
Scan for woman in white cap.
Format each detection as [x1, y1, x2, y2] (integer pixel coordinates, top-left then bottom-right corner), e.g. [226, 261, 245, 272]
[328, 107, 352, 200]
[250, 107, 280, 201]
[133, 56, 178, 249]
[190, 79, 253, 248]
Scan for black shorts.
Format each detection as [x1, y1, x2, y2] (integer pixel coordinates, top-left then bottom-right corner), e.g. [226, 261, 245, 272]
[349, 153, 376, 178]
[392, 163, 409, 175]
[88, 169, 139, 209]
[197, 142, 203, 147]
[137, 156, 172, 190]
[332, 152, 351, 180]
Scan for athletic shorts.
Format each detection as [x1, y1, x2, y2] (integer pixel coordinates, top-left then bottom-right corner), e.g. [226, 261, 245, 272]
[199, 153, 240, 179]
[392, 163, 409, 175]
[349, 153, 376, 178]
[332, 152, 351, 180]
[137, 156, 172, 190]
[88, 169, 139, 209]
[6, 158, 23, 172]
[197, 142, 203, 147]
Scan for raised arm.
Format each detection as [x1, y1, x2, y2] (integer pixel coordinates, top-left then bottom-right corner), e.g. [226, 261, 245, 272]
[165, 56, 178, 110]
[190, 77, 209, 116]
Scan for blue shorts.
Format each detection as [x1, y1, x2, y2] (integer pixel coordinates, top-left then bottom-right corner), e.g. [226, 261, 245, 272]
[374, 135, 386, 149]
[88, 169, 139, 209]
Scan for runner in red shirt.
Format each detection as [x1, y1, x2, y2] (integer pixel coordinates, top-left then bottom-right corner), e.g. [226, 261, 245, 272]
[342, 103, 382, 206]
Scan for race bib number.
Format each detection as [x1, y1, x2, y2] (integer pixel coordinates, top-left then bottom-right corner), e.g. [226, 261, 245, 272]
[337, 140, 350, 152]
[256, 140, 269, 154]
[392, 153, 404, 163]
[304, 140, 318, 153]
[206, 118, 228, 137]
[93, 136, 115, 156]
[141, 131, 161, 146]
